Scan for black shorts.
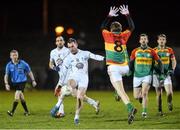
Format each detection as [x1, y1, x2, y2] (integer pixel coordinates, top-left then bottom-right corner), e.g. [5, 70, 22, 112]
[12, 82, 26, 92]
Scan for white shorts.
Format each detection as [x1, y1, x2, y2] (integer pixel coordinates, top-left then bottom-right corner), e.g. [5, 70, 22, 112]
[153, 75, 172, 87]
[57, 66, 70, 86]
[107, 65, 129, 82]
[133, 75, 152, 88]
[68, 72, 89, 89]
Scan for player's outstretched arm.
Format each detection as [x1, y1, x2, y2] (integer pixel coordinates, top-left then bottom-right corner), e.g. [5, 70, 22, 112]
[119, 5, 135, 32]
[89, 52, 105, 61]
[101, 6, 119, 30]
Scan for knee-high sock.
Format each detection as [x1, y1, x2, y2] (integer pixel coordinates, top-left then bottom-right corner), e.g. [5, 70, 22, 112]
[11, 101, 18, 113]
[58, 103, 64, 114]
[158, 94, 162, 112]
[56, 98, 63, 108]
[84, 97, 97, 108]
[21, 100, 28, 112]
[167, 94, 172, 103]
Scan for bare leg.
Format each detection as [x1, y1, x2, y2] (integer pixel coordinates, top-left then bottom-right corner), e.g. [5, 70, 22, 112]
[164, 84, 173, 111]
[133, 87, 142, 101]
[74, 87, 86, 124]
[111, 81, 130, 105]
[155, 87, 164, 116]
[141, 82, 150, 118]
[7, 91, 20, 116]
[110, 80, 137, 124]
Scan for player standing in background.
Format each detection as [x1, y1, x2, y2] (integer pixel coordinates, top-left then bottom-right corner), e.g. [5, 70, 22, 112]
[4, 50, 37, 116]
[129, 34, 163, 118]
[101, 5, 137, 124]
[64, 38, 104, 124]
[153, 34, 176, 116]
[49, 36, 69, 117]
[50, 36, 100, 118]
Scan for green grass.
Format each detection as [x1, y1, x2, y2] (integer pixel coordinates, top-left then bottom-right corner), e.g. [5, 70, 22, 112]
[0, 89, 180, 129]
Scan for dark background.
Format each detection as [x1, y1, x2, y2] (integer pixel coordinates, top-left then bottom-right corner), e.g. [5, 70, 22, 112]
[0, 0, 180, 90]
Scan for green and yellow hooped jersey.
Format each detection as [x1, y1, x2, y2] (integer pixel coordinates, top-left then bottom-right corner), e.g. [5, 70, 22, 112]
[154, 46, 175, 72]
[130, 47, 160, 77]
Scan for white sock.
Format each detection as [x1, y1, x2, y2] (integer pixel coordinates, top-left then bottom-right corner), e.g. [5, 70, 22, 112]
[85, 97, 97, 108]
[74, 114, 79, 120]
[58, 104, 64, 114]
[55, 98, 62, 108]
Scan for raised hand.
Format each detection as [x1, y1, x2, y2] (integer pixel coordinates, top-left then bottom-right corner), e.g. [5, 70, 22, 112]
[109, 6, 119, 17]
[119, 5, 129, 15]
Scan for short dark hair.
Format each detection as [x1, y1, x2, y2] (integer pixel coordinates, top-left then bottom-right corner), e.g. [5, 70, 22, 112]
[110, 21, 122, 33]
[158, 34, 166, 39]
[56, 36, 64, 40]
[67, 38, 77, 43]
[10, 49, 18, 54]
[140, 33, 148, 37]
[139, 33, 148, 38]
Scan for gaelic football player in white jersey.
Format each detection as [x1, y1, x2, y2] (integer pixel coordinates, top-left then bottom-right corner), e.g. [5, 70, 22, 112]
[64, 38, 105, 124]
[49, 36, 101, 118]
[49, 36, 70, 117]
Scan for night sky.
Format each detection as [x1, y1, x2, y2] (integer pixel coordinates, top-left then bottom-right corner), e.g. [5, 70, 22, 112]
[0, 0, 179, 35]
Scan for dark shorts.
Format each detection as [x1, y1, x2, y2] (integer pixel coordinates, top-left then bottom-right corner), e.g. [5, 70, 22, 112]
[12, 82, 26, 92]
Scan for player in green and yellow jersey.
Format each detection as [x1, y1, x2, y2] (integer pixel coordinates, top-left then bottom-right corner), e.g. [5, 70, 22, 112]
[130, 34, 163, 118]
[153, 34, 177, 116]
[101, 5, 137, 124]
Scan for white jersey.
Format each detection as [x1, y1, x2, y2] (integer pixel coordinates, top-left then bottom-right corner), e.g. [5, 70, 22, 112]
[50, 46, 70, 86]
[64, 49, 104, 75]
[50, 46, 70, 67]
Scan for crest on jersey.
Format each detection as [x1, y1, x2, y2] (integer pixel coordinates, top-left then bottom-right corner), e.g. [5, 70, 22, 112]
[76, 63, 84, 69]
[56, 58, 63, 66]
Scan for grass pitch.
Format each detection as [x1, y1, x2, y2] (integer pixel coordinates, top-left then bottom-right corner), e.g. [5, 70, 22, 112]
[0, 90, 180, 129]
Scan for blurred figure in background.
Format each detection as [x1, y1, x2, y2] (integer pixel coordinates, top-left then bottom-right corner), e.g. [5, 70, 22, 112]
[129, 34, 163, 118]
[49, 36, 69, 117]
[153, 34, 177, 116]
